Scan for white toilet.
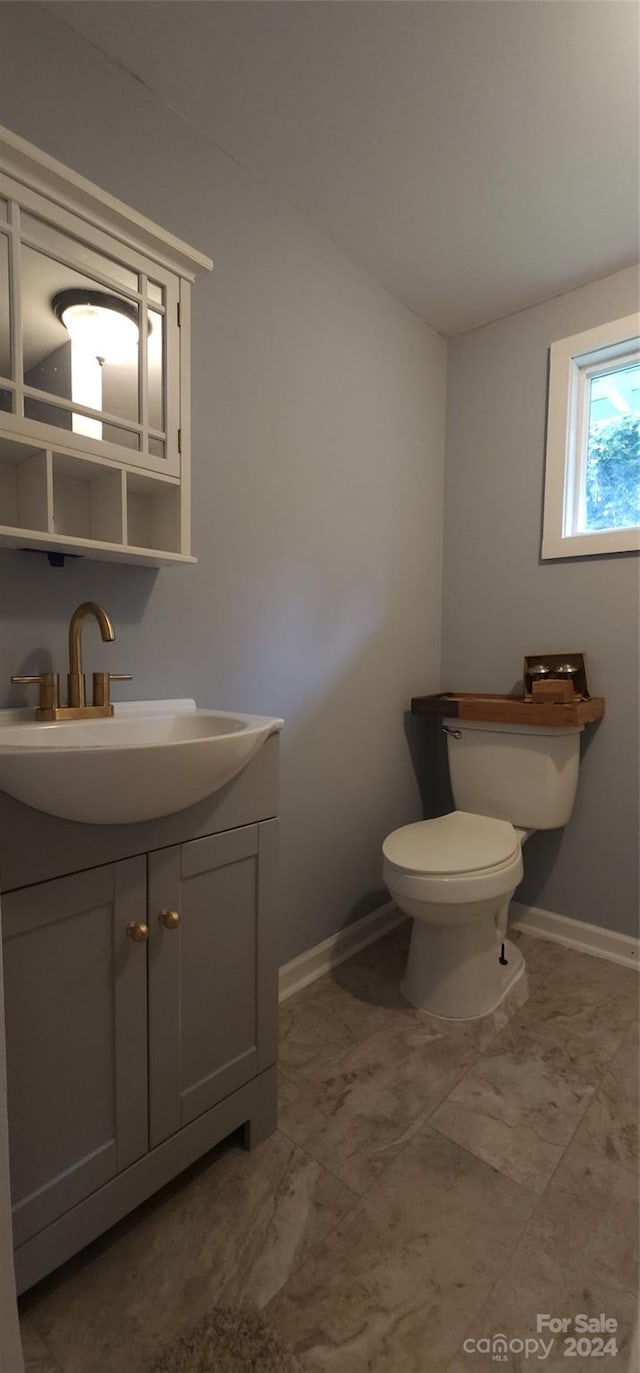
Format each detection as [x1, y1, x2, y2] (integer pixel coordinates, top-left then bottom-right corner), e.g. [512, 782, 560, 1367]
[382, 718, 583, 1020]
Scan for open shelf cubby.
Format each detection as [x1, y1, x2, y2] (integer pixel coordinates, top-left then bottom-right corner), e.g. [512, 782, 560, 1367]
[0, 432, 191, 565]
[0, 437, 50, 534]
[52, 453, 124, 546]
[126, 471, 181, 554]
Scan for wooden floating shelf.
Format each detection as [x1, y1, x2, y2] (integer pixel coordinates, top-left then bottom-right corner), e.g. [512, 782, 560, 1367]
[410, 692, 605, 728]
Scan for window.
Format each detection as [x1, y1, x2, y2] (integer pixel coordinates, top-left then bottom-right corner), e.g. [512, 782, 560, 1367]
[542, 314, 640, 558]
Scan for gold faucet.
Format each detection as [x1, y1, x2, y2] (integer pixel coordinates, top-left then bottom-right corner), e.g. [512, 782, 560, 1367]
[11, 601, 131, 721]
[68, 602, 115, 709]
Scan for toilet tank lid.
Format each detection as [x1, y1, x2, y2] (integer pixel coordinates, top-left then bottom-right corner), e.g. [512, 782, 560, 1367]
[383, 811, 520, 876]
[443, 717, 583, 737]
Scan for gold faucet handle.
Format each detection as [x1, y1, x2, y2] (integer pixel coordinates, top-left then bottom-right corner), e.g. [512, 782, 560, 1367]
[11, 673, 60, 712]
[92, 672, 132, 709]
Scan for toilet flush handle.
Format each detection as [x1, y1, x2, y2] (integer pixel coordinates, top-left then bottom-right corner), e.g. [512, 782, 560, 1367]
[441, 724, 462, 739]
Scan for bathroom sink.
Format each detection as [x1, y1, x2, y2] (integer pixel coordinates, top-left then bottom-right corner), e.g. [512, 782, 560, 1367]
[0, 699, 283, 824]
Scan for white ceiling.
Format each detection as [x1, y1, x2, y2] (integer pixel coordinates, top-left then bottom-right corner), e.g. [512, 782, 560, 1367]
[50, 0, 640, 336]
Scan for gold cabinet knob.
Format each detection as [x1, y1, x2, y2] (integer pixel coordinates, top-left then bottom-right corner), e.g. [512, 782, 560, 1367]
[127, 921, 149, 943]
[159, 909, 181, 930]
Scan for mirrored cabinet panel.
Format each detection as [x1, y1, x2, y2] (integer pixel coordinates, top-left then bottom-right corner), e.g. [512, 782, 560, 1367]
[4, 196, 176, 473]
[0, 127, 212, 565]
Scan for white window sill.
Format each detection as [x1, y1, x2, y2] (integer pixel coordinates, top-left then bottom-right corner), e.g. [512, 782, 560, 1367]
[542, 526, 640, 559]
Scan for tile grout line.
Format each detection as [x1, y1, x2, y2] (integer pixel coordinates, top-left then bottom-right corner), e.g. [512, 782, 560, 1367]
[424, 935, 635, 1157]
[300, 1007, 517, 1212]
[277, 930, 626, 1204]
[279, 952, 637, 1361]
[272, 997, 545, 1358]
[449, 1009, 639, 1364]
[277, 1125, 362, 1216]
[417, 937, 563, 1301]
[268, 944, 635, 1354]
[383, 940, 637, 1363]
[279, 1019, 492, 1203]
[261, 1141, 362, 1320]
[276, 933, 541, 1210]
[259, 1133, 361, 1298]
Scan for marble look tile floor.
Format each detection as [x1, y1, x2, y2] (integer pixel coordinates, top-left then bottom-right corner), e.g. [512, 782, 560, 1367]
[20, 925, 639, 1372]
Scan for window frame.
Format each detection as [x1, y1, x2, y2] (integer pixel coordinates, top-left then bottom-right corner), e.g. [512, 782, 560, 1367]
[541, 313, 640, 560]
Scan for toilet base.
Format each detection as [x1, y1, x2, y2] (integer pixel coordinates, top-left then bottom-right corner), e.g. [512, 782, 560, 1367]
[401, 918, 525, 1021]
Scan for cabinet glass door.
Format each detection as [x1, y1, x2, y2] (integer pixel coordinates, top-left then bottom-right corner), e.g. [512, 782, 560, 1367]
[0, 174, 179, 476]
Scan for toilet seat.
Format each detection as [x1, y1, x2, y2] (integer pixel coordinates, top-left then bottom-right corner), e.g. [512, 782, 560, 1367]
[383, 811, 519, 875]
[382, 810, 523, 906]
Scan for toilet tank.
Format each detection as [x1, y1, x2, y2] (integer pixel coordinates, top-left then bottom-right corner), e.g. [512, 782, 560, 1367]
[444, 718, 583, 829]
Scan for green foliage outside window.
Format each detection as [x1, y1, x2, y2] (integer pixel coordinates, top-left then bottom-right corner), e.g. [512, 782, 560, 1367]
[585, 415, 640, 532]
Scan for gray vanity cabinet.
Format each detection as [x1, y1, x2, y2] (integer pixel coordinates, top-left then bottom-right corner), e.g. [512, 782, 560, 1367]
[148, 822, 278, 1147]
[2, 776, 280, 1293]
[3, 858, 148, 1249]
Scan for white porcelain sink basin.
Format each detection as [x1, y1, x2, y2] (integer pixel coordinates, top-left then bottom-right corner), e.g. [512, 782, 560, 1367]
[0, 699, 283, 825]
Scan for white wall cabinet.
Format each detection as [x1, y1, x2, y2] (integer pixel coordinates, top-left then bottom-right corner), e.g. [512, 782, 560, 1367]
[0, 126, 212, 566]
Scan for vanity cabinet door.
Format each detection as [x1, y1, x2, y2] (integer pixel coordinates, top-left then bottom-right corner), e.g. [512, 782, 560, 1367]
[2, 858, 148, 1247]
[148, 820, 278, 1147]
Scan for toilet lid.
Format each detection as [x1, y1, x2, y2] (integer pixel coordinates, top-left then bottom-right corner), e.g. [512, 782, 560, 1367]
[382, 811, 519, 876]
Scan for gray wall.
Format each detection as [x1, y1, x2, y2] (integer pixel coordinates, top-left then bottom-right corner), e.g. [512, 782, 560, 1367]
[0, 6, 446, 963]
[442, 266, 639, 938]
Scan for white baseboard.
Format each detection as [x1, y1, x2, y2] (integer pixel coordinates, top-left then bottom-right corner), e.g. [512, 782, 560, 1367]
[279, 898, 638, 1007]
[279, 902, 405, 1003]
[510, 901, 639, 971]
